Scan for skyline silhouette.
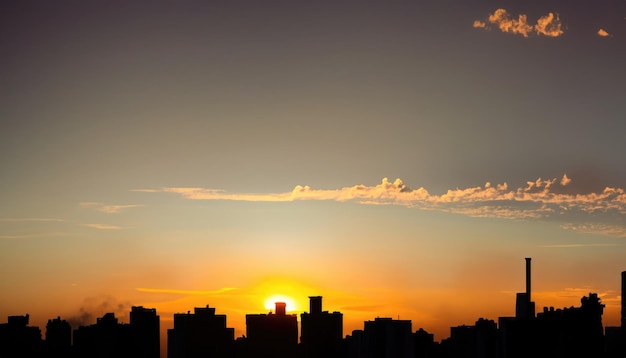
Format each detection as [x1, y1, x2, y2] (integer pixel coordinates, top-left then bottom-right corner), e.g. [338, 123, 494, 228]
[1, 259, 625, 357]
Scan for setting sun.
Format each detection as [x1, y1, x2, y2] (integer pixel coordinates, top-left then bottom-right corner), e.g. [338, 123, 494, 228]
[264, 295, 297, 312]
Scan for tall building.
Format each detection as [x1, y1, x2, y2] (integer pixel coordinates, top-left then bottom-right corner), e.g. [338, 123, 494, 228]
[130, 306, 160, 358]
[45, 317, 71, 357]
[167, 305, 234, 358]
[246, 302, 298, 358]
[300, 296, 343, 357]
[515, 258, 535, 319]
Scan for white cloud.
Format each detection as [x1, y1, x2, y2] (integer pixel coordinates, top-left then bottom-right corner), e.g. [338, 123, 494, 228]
[136, 174, 626, 238]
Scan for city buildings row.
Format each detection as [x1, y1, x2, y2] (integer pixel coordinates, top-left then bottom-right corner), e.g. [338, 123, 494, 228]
[1, 260, 625, 358]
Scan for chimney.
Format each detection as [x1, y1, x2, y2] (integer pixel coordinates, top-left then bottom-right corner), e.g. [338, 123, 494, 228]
[525, 257, 531, 302]
[622, 271, 625, 328]
[309, 296, 322, 315]
[275, 302, 286, 316]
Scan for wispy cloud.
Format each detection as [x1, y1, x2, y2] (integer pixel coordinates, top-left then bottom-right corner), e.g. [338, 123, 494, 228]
[136, 287, 237, 295]
[340, 304, 385, 312]
[597, 29, 610, 37]
[81, 223, 123, 230]
[0, 232, 76, 239]
[0, 217, 65, 222]
[475, 9, 564, 38]
[540, 243, 620, 248]
[136, 174, 626, 238]
[534, 287, 616, 302]
[560, 223, 626, 238]
[80, 202, 143, 214]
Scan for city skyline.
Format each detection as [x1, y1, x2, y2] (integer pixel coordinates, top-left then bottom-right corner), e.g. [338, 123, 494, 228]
[1, 265, 623, 357]
[2, 0, 626, 352]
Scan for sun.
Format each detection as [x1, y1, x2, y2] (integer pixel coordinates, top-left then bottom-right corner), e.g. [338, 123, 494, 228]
[264, 294, 297, 312]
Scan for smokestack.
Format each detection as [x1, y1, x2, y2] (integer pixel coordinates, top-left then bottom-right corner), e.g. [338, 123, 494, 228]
[525, 257, 531, 302]
[622, 271, 625, 328]
[275, 302, 286, 316]
[309, 296, 322, 315]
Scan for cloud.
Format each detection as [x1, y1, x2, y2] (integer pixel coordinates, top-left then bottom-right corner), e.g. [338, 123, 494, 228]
[473, 20, 487, 29]
[136, 287, 237, 295]
[597, 29, 610, 37]
[340, 304, 385, 312]
[82, 223, 123, 230]
[136, 174, 626, 238]
[535, 12, 564, 37]
[475, 8, 564, 38]
[0, 217, 65, 222]
[561, 223, 626, 238]
[540, 243, 619, 248]
[488, 9, 534, 37]
[0, 232, 76, 239]
[80, 202, 143, 214]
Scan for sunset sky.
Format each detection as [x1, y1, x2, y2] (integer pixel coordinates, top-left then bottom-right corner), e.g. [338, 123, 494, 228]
[1, 0, 625, 352]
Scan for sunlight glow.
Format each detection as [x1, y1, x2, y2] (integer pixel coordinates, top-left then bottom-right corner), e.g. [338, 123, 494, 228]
[264, 295, 297, 312]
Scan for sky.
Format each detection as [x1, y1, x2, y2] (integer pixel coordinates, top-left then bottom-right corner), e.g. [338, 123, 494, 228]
[1, 0, 626, 352]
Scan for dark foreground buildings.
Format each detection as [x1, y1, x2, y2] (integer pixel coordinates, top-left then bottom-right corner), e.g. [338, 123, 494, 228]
[0, 314, 42, 358]
[300, 296, 344, 357]
[245, 302, 299, 357]
[73, 306, 159, 358]
[167, 305, 234, 358]
[1, 261, 625, 358]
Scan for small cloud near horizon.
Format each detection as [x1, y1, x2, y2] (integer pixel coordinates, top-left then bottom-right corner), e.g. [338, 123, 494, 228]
[0, 217, 65, 222]
[80, 202, 143, 214]
[81, 223, 123, 230]
[597, 29, 610, 37]
[136, 287, 238, 296]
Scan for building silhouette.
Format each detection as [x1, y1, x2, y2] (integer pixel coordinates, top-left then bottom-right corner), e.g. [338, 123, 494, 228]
[130, 306, 160, 358]
[347, 317, 413, 358]
[0, 314, 42, 358]
[45, 316, 71, 357]
[439, 318, 497, 358]
[498, 258, 607, 358]
[604, 270, 626, 357]
[300, 296, 344, 357]
[245, 302, 298, 358]
[413, 327, 438, 358]
[167, 305, 234, 358]
[73, 307, 160, 358]
[1, 258, 625, 358]
[514, 257, 535, 320]
[73, 312, 134, 358]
